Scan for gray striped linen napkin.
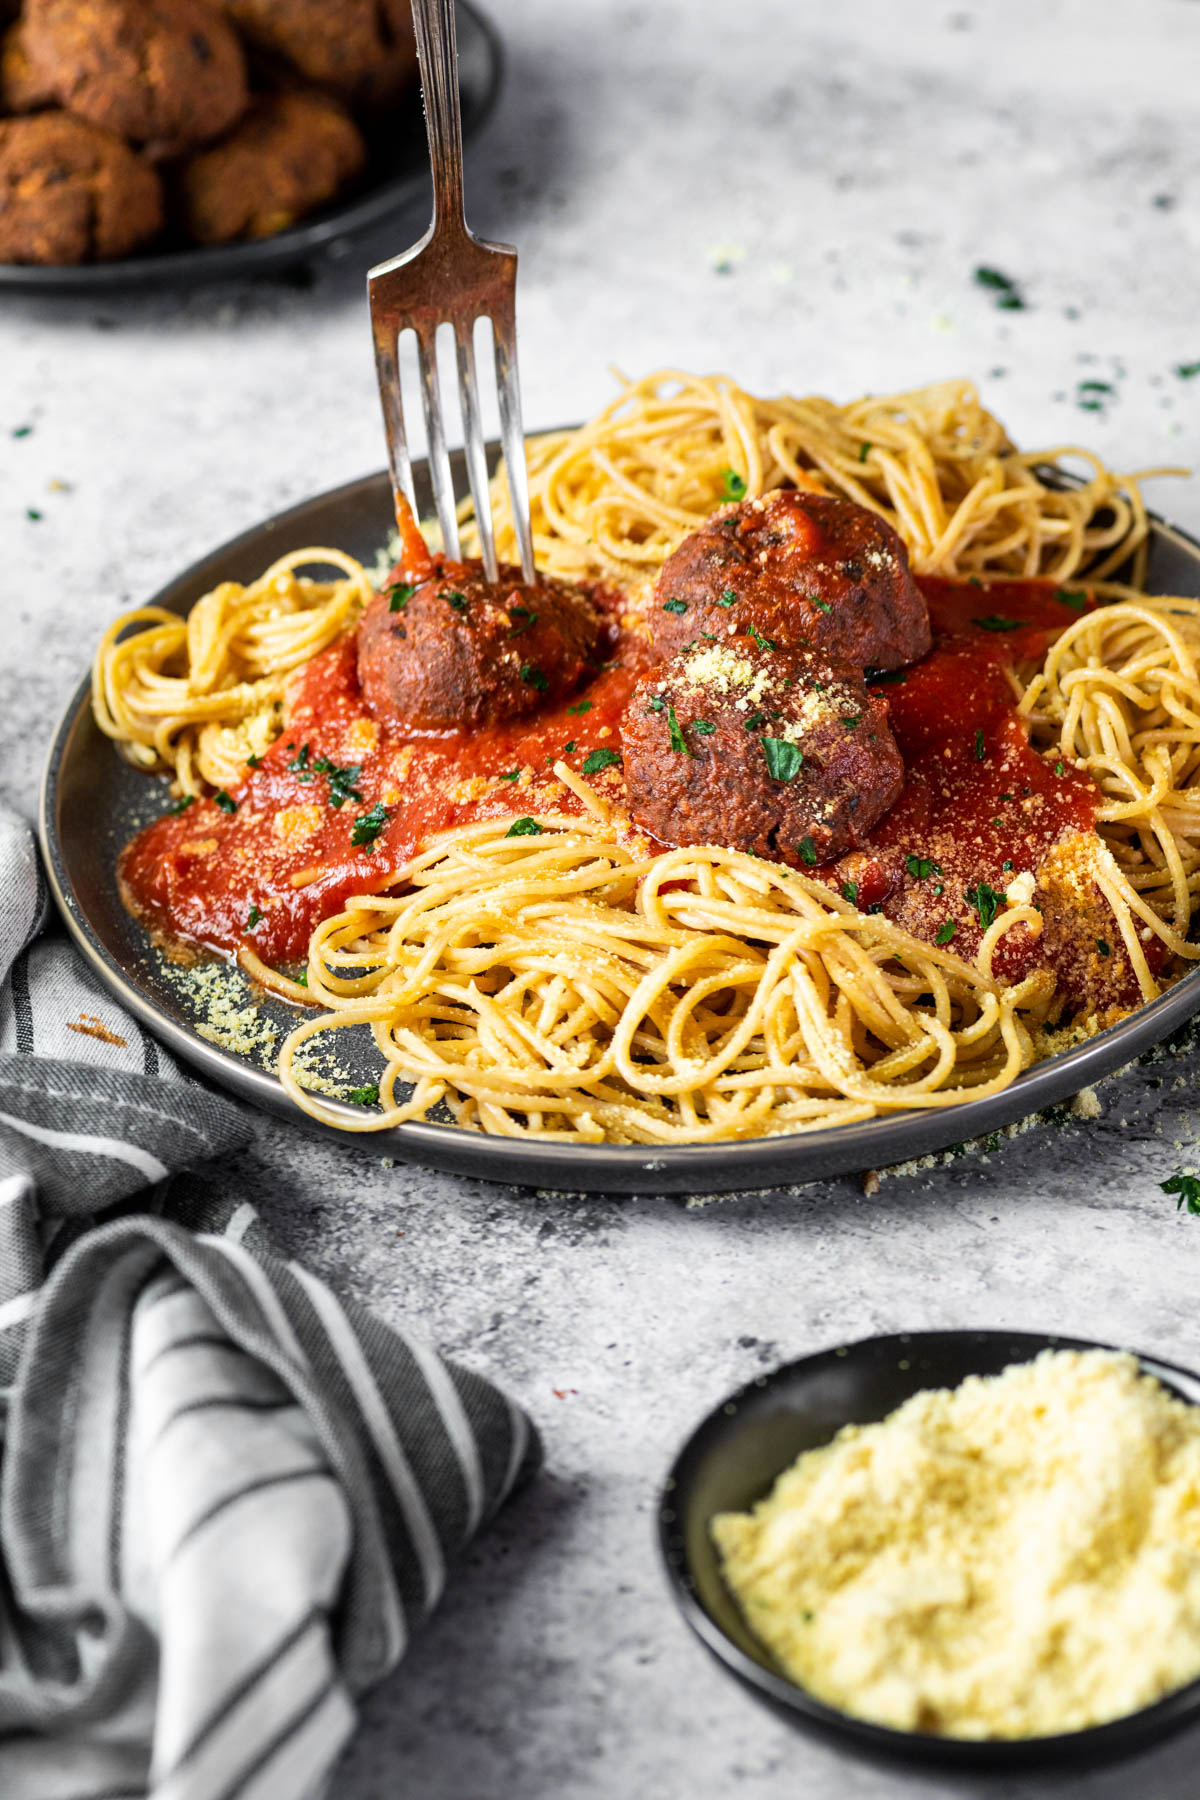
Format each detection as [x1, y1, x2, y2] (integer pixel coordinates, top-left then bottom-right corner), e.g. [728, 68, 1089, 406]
[0, 803, 540, 1800]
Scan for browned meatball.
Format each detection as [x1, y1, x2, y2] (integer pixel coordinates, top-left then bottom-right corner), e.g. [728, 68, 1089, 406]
[176, 87, 364, 242]
[0, 19, 57, 112]
[221, 0, 416, 109]
[620, 636, 904, 861]
[23, 0, 247, 154]
[651, 489, 931, 674]
[0, 111, 162, 261]
[358, 560, 607, 732]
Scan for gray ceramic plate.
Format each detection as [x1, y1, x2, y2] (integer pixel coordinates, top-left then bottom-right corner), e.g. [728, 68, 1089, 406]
[38, 455, 1200, 1194]
[0, 2, 501, 292]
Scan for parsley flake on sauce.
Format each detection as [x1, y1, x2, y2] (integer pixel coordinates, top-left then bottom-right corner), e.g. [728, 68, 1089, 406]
[972, 615, 1025, 632]
[563, 739, 577, 754]
[841, 879, 859, 905]
[721, 468, 747, 502]
[840, 714, 861, 731]
[387, 582, 415, 612]
[1096, 937, 1111, 957]
[867, 667, 906, 685]
[966, 881, 1002, 930]
[763, 738, 803, 782]
[812, 598, 833, 614]
[312, 755, 364, 807]
[507, 603, 536, 636]
[567, 700, 593, 714]
[718, 588, 738, 608]
[1055, 760, 1065, 777]
[506, 817, 543, 837]
[692, 720, 716, 736]
[647, 695, 665, 714]
[247, 905, 263, 928]
[347, 1085, 380, 1106]
[497, 768, 520, 781]
[582, 748, 622, 776]
[1055, 588, 1089, 611]
[935, 920, 957, 944]
[442, 589, 468, 611]
[662, 598, 688, 615]
[169, 794, 195, 816]
[974, 726, 986, 761]
[747, 623, 776, 653]
[1162, 1173, 1200, 1214]
[288, 743, 312, 773]
[744, 711, 767, 732]
[905, 854, 940, 881]
[213, 790, 237, 814]
[351, 801, 389, 848]
[797, 836, 818, 865]
[521, 663, 549, 692]
[667, 705, 692, 757]
[245, 753, 262, 769]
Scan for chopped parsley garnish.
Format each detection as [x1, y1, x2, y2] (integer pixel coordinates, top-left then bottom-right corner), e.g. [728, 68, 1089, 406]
[1162, 1172, 1200, 1214]
[935, 920, 957, 944]
[442, 589, 468, 611]
[974, 726, 986, 761]
[26, 508, 41, 521]
[1078, 379, 1112, 394]
[213, 790, 237, 814]
[1002, 858, 1014, 871]
[763, 737, 803, 782]
[506, 817, 543, 837]
[812, 598, 833, 614]
[867, 667, 906, 685]
[841, 879, 859, 905]
[797, 836, 818, 865]
[350, 801, 389, 848]
[840, 714, 861, 731]
[905, 854, 940, 881]
[169, 794, 195, 815]
[1055, 588, 1088, 611]
[1176, 362, 1200, 381]
[1055, 760, 1065, 776]
[247, 904, 263, 928]
[347, 1085, 380, 1107]
[744, 711, 766, 732]
[973, 266, 1025, 308]
[288, 743, 312, 773]
[563, 739, 577, 753]
[508, 603, 536, 635]
[858, 441, 871, 462]
[521, 663, 549, 692]
[966, 881, 1002, 930]
[721, 467, 747, 502]
[386, 581, 415, 612]
[747, 623, 776, 652]
[567, 699, 593, 714]
[497, 768, 520, 781]
[662, 597, 688, 615]
[1096, 937, 1111, 957]
[311, 756, 363, 808]
[972, 615, 1025, 632]
[667, 705, 691, 757]
[647, 695, 665, 713]
[295, 969, 308, 986]
[582, 748, 622, 775]
[245, 753, 262, 769]
[718, 588, 738, 608]
[12, 424, 31, 438]
[692, 721, 716, 736]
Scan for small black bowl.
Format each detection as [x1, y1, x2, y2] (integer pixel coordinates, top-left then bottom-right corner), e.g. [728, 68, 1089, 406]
[659, 1329, 1200, 1768]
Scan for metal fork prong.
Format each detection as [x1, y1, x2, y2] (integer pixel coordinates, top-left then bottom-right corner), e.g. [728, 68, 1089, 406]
[374, 333, 417, 524]
[416, 324, 461, 562]
[455, 324, 498, 583]
[492, 308, 536, 583]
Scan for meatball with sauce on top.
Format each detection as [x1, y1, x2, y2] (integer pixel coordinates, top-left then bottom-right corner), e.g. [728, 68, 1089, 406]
[357, 561, 606, 731]
[621, 635, 904, 862]
[651, 489, 930, 674]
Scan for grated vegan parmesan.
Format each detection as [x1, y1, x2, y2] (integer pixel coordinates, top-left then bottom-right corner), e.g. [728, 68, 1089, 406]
[713, 1350, 1200, 1738]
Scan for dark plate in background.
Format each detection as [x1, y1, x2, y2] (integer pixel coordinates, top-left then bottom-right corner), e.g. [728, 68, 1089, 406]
[659, 1329, 1200, 1766]
[0, 1, 501, 292]
[38, 454, 1200, 1194]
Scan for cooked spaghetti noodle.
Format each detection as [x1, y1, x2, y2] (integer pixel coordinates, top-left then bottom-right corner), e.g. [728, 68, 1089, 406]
[92, 547, 371, 795]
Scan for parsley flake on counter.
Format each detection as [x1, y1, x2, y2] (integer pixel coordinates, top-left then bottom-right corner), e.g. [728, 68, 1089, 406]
[386, 582, 415, 612]
[935, 920, 957, 944]
[667, 705, 691, 757]
[247, 905, 262, 928]
[972, 615, 1024, 632]
[1162, 1172, 1200, 1214]
[213, 790, 237, 814]
[521, 663, 549, 692]
[718, 588, 738, 608]
[966, 881, 1002, 929]
[662, 597, 688, 614]
[506, 817, 543, 837]
[973, 266, 1025, 309]
[26, 508, 41, 521]
[12, 424, 31, 438]
[763, 738, 803, 782]
[841, 879, 859, 905]
[351, 801, 389, 848]
[974, 726, 986, 761]
[721, 467, 747, 502]
[169, 794, 195, 816]
[347, 1085, 380, 1107]
[582, 748, 622, 775]
[1176, 362, 1200, 381]
[797, 836, 818, 864]
[567, 699, 593, 714]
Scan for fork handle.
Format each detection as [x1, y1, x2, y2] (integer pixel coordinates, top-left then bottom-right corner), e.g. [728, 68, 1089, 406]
[411, 0, 467, 231]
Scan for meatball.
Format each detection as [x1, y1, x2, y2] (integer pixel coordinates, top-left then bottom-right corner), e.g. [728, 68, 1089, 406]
[620, 636, 904, 861]
[0, 19, 57, 112]
[221, 0, 417, 110]
[0, 111, 162, 261]
[357, 561, 606, 732]
[651, 488, 931, 674]
[22, 0, 247, 155]
[176, 88, 364, 243]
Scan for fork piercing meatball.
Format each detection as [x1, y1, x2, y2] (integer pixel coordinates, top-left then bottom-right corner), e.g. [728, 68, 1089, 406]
[620, 635, 904, 861]
[357, 561, 606, 731]
[651, 488, 931, 674]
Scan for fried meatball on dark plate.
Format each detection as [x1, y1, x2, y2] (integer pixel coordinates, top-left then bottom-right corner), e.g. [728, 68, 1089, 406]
[0, 111, 162, 261]
[222, 0, 416, 110]
[23, 0, 247, 154]
[621, 635, 904, 861]
[651, 488, 931, 674]
[176, 87, 364, 243]
[0, 18, 57, 112]
[358, 562, 606, 732]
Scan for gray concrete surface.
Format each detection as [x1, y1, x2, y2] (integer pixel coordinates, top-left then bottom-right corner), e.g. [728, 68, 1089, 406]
[4, 1, 1200, 1793]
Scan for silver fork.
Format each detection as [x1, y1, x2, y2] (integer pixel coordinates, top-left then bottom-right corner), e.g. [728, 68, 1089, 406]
[368, 0, 535, 584]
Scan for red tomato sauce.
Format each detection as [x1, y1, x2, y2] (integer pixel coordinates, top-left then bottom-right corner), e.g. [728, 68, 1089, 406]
[119, 573, 1149, 1012]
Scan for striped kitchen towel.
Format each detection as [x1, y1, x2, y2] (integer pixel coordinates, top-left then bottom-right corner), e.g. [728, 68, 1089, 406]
[0, 804, 540, 1800]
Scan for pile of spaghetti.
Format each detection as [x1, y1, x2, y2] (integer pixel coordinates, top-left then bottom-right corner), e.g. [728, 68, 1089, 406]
[93, 371, 1200, 1144]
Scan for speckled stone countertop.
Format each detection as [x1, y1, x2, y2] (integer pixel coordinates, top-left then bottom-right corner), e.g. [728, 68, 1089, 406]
[5, 1, 1200, 1794]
